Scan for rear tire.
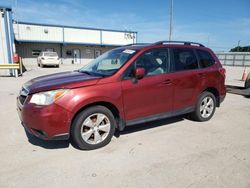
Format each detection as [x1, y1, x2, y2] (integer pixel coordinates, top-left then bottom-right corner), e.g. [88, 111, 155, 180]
[191, 91, 216, 122]
[71, 106, 116, 150]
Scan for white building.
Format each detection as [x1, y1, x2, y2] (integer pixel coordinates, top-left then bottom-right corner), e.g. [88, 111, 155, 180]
[0, 6, 137, 75]
[14, 21, 137, 65]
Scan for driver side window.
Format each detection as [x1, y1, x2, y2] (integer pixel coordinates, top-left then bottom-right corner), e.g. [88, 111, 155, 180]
[124, 48, 169, 79]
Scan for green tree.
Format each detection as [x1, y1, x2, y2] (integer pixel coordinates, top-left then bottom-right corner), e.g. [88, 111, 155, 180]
[230, 46, 250, 52]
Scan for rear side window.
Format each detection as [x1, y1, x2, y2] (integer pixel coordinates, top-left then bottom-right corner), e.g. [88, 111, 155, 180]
[196, 49, 215, 68]
[173, 48, 198, 71]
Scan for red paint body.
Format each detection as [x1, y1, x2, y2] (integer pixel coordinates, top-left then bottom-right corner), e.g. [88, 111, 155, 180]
[17, 44, 226, 140]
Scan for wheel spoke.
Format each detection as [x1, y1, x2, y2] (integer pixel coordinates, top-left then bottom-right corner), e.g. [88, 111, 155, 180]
[203, 97, 208, 105]
[83, 117, 94, 128]
[94, 131, 102, 143]
[98, 123, 110, 132]
[200, 105, 205, 112]
[207, 98, 212, 106]
[96, 114, 106, 126]
[202, 109, 206, 116]
[82, 129, 94, 141]
[207, 106, 213, 113]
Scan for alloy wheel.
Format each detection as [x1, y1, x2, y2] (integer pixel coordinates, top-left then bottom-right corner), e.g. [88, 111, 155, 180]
[80, 113, 111, 145]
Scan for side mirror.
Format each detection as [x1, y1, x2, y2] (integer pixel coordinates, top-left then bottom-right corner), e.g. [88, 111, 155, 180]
[134, 67, 145, 79]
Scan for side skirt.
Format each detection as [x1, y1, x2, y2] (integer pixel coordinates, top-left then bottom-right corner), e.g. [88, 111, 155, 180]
[125, 106, 194, 127]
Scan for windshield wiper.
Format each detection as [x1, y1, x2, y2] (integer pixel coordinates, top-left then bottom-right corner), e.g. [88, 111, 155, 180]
[78, 70, 106, 77]
[78, 70, 93, 75]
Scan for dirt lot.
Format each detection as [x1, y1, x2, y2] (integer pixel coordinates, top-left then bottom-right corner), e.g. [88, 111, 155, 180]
[0, 64, 250, 188]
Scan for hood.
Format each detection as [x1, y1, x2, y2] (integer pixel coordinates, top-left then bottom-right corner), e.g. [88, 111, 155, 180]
[24, 71, 101, 94]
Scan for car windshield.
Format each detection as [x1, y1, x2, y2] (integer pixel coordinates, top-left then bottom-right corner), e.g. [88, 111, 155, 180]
[44, 52, 58, 57]
[79, 48, 137, 76]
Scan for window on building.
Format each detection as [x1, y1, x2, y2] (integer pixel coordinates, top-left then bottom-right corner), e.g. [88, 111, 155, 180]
[173, 48, 198, 71]
[66, 50, 72, 56]
[45, 48, 54, 52]
[32, 49, 41, 56]
[196, 49, 215, 68]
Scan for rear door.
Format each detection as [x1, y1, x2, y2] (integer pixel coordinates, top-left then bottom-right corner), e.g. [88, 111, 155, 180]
[170, 47, 202, 111]
[121, 48, 174, 121]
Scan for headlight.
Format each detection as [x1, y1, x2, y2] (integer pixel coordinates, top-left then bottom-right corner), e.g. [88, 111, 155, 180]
[30, 89, 69, 105]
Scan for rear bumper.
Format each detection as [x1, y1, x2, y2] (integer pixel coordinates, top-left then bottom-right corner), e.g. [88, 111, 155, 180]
[17, 98, 72, 140]
[41, 60, 60, 65]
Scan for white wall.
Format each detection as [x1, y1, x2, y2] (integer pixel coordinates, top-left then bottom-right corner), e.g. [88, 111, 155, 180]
[102, 31, 135, 45]
[13, 23, 136, 46]
[64, 28, 100, 44]
[13, 23, 63, 42]
[0, 11, 8, 64]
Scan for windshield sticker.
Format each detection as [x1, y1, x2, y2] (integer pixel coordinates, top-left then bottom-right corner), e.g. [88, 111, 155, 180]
[123, 49, 136, 54]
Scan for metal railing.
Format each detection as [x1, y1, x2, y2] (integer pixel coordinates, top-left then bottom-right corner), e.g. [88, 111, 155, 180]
[215, 52, 250, 67]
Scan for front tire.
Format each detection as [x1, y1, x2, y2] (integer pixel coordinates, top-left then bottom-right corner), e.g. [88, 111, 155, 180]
[191, 91, 216, 122]
[71, 106, 116, 150]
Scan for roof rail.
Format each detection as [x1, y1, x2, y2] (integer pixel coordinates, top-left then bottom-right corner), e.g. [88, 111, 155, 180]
[123, 43, 150, 47]
[154, 41, 205, 47]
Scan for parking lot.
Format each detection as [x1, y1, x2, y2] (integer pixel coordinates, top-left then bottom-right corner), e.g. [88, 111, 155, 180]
[0, 64, 250, 188]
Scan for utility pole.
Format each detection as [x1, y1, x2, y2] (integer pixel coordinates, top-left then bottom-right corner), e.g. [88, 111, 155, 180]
[169, 0, 173, 41]
[237, 40, 241, 52]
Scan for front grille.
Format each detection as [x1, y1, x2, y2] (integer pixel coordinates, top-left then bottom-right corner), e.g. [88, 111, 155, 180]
[18, 87, 29, 105]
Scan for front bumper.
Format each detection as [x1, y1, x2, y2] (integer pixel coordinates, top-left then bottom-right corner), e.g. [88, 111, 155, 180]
[17, 96, 72, 140]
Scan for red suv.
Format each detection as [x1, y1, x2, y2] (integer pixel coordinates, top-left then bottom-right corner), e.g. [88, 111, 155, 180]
[17, 41, 226, 150]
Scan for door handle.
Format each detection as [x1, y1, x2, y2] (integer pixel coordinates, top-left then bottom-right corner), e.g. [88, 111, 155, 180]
[162, 79, 172, 85]
[198, 73, 206, 78]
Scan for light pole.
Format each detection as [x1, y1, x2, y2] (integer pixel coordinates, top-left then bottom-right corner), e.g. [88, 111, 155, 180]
[169, 0, 173, 41]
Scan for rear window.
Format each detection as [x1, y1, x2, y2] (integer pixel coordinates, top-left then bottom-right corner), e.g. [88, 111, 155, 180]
[173, 48, 198, 71]
[196, 49, 215, 68]
[44, 52, 58, 57]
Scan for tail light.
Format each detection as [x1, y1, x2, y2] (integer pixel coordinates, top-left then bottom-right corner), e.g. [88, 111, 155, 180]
[219, 67, 226, 78]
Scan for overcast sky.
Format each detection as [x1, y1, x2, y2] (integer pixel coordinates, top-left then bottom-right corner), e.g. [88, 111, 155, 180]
[1, 0, 250, 51]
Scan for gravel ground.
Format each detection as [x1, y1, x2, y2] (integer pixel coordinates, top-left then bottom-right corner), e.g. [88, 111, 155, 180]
[0, 64, 250, 188]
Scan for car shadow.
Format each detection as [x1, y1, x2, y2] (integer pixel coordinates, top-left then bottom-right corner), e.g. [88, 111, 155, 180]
[24, 115, 187, 149]
[24, 129, 70, 149]
[115, 115, 186, 137]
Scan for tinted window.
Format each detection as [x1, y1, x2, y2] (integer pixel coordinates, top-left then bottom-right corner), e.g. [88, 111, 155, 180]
[173, 48, 198, 71]
[44, 52, 58, 57]
[135, 48, 168, 76]
[123, 48, 169, 79]
[197, 49, 215, 68]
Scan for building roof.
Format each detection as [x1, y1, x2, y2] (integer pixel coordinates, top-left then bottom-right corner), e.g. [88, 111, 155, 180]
[13, 20, 137, 34]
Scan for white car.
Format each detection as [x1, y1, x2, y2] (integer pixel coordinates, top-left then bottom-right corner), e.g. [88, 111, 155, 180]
[37, 51, 60, 68]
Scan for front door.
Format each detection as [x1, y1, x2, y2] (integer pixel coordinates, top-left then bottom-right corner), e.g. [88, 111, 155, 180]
[73, 49, 80, 64]
[121, 48, 173, 121]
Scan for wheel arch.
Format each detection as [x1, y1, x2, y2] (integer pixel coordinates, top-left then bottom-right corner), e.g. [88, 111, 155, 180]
[70, 101, 122, 131]
[202, 87, 220, 107]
